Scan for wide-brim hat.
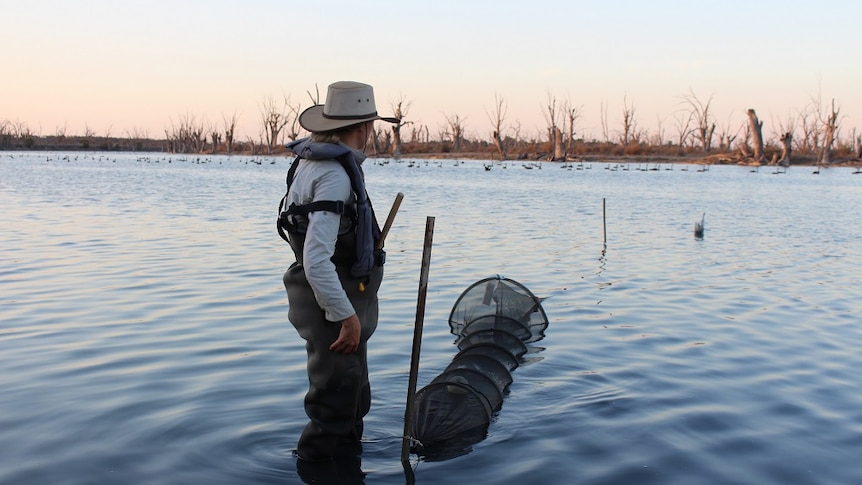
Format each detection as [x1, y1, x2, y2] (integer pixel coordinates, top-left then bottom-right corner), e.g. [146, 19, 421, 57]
[298, 81, 400, 133]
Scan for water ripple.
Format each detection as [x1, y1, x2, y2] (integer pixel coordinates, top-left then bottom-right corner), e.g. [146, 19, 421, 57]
[2, 154, 862, 484]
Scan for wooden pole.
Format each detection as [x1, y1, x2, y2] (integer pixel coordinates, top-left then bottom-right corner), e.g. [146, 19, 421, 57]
[377, 192, 404, 250]
[361, 192, 405, 293]
[401, 216, 435, 464]
[602, 198, 607, 245]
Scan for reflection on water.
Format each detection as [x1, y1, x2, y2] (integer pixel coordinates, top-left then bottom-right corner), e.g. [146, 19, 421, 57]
[2, 152, 862, 485]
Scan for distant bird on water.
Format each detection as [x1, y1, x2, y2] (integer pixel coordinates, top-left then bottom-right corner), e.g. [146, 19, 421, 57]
[694, 213, 705, 239]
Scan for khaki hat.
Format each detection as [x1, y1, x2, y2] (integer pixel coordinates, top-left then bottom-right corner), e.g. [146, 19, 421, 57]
[298, 81, 400, 132]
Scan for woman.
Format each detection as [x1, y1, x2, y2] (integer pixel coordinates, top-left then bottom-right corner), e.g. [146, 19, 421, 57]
[279, 81, 399, 462]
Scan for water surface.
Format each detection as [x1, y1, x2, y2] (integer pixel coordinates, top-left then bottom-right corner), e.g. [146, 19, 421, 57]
[2, 152, 861, 484]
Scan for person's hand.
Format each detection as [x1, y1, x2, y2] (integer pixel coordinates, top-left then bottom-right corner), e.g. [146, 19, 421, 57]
[330, 314, 361, 355]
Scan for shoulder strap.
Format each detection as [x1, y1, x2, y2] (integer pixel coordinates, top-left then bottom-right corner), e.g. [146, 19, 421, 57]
[276, 156, 348, 243]
[277, 157, 302, 243]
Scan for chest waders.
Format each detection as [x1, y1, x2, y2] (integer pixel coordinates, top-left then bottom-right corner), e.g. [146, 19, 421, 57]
[278, 156, 384, 461]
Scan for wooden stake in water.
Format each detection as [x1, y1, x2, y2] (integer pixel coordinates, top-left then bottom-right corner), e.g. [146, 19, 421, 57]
[401, 216, 435, 464]
[603, 198, 607, 245]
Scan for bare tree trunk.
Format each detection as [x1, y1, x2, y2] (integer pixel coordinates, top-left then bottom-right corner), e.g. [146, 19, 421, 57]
[284, 103, 302, 143]
[599, 99, 609, 143]
[389, 95, 411, 157]
[259, 94, 293, 154]
[488, 93, 508, 160]
[778, 132, 792, 166]
[543, 91, 561, 158]
[391, 124, 403, 157]
[681, 89, 716, 152]
[620, 95, 636, 146]
[443, 113, 466, 152]
[381, 131, 392, 154]
[854, 133, 861, 159]
[819, 99, 839, 165]
[673, 111, 692, 155]
[210, 130, 221, 154]
[222, 111, 239, 155]
[747, 109, 764, 161]
[164, 129, 174, 153]
[704, 123, 716, 152]
[738, 125, 752, 159]
[717, 123, 737, 153]
[370, 128, 382, 156]
[564, 100, 582, 157]
[167, 112, 206, 153]
[553, 127, 563, 160]
[492, 130, 507, 160]
[799, 107, 817, 154]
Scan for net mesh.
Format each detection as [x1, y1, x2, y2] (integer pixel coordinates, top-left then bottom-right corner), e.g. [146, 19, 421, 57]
[445, 354, 513, 391]
[453, 344, 519, 371]
[449, 276, 548, 343]
[411, 276, 549, 458]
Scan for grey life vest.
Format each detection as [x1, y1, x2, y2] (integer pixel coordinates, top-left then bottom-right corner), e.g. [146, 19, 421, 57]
[277, 138, 384, 278]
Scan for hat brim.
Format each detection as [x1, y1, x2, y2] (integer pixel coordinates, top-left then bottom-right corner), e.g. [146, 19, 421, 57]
[298, 105, 400, 133]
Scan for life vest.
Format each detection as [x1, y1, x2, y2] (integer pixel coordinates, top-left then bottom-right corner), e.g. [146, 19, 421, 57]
[277, 139, 384, 278]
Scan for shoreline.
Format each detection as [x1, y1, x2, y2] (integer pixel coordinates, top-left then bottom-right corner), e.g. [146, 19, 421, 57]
[388, 152, 861, 167]
[3, 148, 859, 167]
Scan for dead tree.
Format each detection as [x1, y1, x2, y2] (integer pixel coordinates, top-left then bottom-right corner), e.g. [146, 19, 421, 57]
[284, 103, 303, 142]
[83, 124, 96, 140]
[123, 126, 148, 151]
[599, 99, 610, 142]
[747, 109, 765, 161]
[563, 97, 583, 156]
[246, 135, 258, 155]
[56, 122, 68, 139]
[777, 132, 792, 166]
[716, 115, 739, 153]
[210, 125, 221, 154]
[542, 91, 563, 160]
[259, 94, 298, 154]
[854, 129, 862, 159]
[487, 93, 508, 160]
[797, 106, 818, 154]
[619, 95, 637, 146]
[443, 113, 467, 152]
[0, 119, 13, 149]
[680, 89, 716, 152]
[511, 120, 524, 154]
[819, 99, 840, 165]
[368, 128, 392, 156]
[672, 111, 693, 154]
[551, 127, 563, 160]
[651, 115, 667, 147]
[306, 84, 321, 105]
[738, 124, 753, 158]
[382, 130, 392, 154]
[222, 111, 239, 155]
[389, 95, 412, 157]
[166, 112, 205, 153]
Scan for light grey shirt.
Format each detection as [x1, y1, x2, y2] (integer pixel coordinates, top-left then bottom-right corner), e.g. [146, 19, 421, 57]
[286, 156, 358, 322]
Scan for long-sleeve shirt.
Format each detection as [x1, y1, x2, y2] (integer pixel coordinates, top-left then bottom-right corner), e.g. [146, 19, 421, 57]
[285, 155, 360, 322]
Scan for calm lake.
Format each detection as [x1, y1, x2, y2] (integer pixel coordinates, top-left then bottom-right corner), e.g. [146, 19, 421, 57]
[2, 151, 861, 484]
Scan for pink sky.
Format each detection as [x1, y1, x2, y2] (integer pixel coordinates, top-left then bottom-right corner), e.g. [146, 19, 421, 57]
[3, 0, 860, 144]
